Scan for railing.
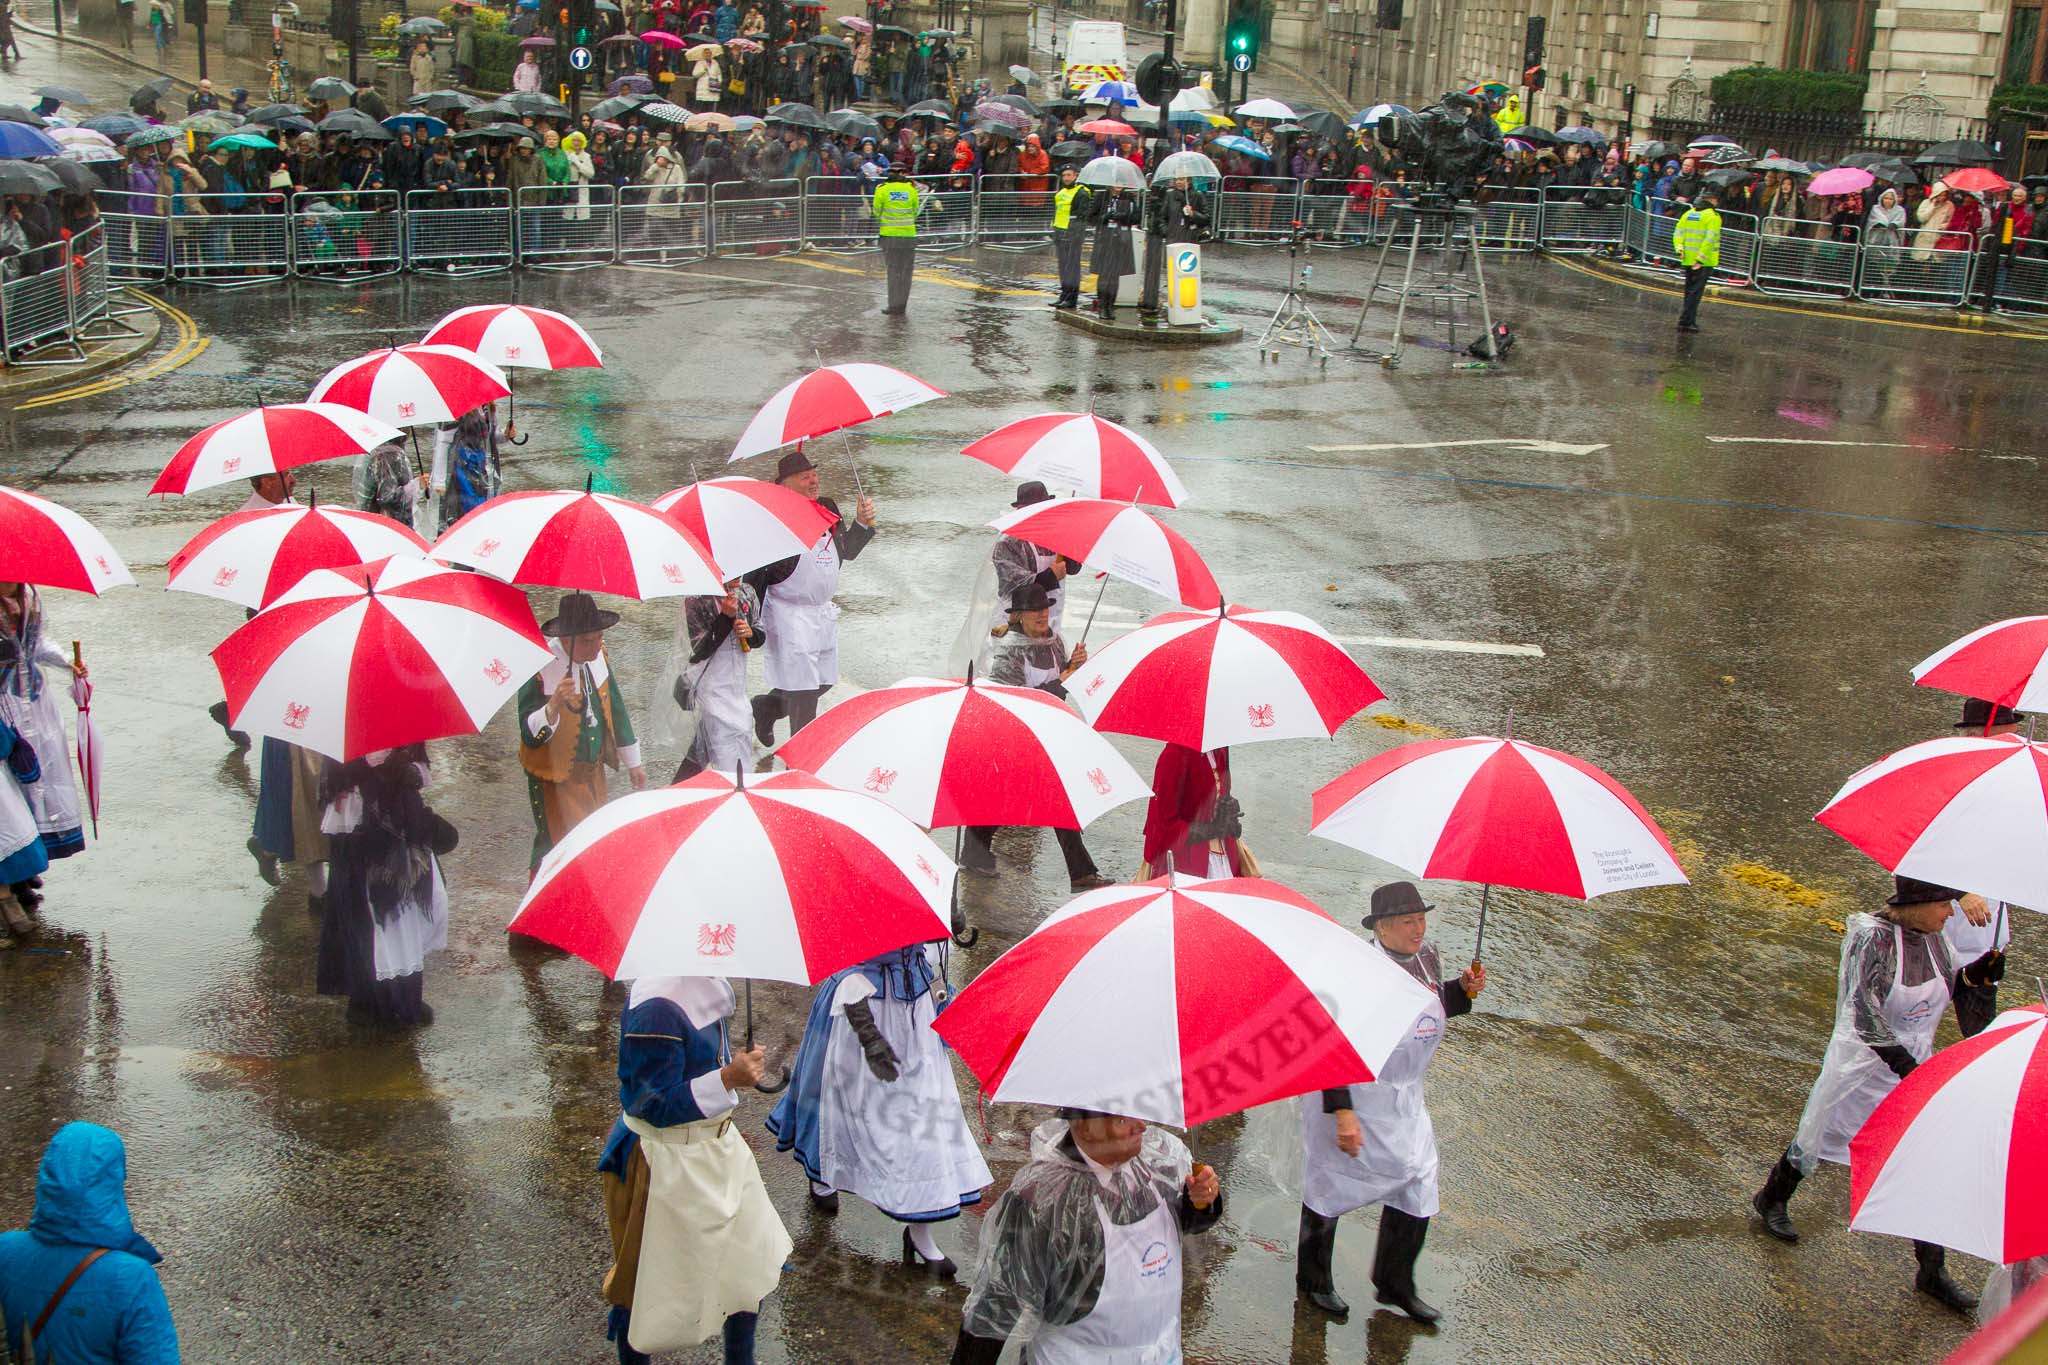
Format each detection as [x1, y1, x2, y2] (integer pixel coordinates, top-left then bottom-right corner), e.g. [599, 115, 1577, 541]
[404, 188, 514, 275]
[293, 189, 404, 283]
[517, 183, 617, 270]
[1215, 176, 1299, 245]
[616, 183, 709, 265]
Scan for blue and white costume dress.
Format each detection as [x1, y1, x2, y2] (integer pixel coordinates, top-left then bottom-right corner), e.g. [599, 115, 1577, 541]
[767, 943, 991, 1221]
[0, 714, 50, 889]
[0, 585, 82, 860]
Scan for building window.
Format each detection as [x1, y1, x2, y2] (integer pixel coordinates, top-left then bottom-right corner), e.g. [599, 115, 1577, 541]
[1782, 0, 1876, 73]
[2005, 1, 2045, 85]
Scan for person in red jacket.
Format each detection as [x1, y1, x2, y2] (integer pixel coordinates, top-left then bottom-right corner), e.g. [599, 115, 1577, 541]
[1140, 744, 1248, 878]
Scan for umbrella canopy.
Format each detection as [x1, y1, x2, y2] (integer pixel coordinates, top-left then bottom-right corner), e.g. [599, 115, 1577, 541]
[684, 109, 736, 132]
[1311, 736, 1687, 899]
[305, 76, 358, 102]
[975, 100, 1031, 132]
[167, 504, 429, 610]
[777, 675, 1147, 830]
[1210, 133, 1269, 160]
[1075, 118, 1136, 138]
[396, 14, 447, 35]
[1082, 79, 1139, 107]
[1703, 167, 1753, 189]
[825, 108, 882, 141]
[1913, 617, 2048, 711]
[212, 556, 551, 762]
[1169, 86, 1220, 112]
[1152, 150, 1222, 184]
[1816, 734, 2048, 912]
[1049, 139, 1093, 159]
[55, 132, 122, 161]
[1808, 166, 1875, 196]
[608, 73, 656, 95]
[1008, 64, 1036, 84]
[1234, 97, 1295, 121]
[1947, 166, 2009, 195]
[931, 873, 1436, 1127]
[808, 31, 848, 48]
[0, 487, 135, 596]
[152, 403, 404, 496]
[383, 113, 450, 139]
[1696, 142, 1752, 166]
[0, 122, 62, 157]
[724, 36, 763, 53]
[409, 91, 479, 114]
[1868, 158, 1919, 185]
[1167, 109, 1232, 129]
[490, 91, 571, 118]
[507, 768, 956, 984]
[310, 345, 511, 428]
[38, 159, 97, 193]
[0, 103, 49, 127]
[1353, 102, 1410, 127]
[962, 412, 1188, 507]
[1554, 125, 1606, 145]
[521, 33, 557, 47]
[0, 162, 62, 196]
[1077, 153, 1144, 188]
[207, 129, 284, 152]
[764, 102, 830, 131]
[422, 304, 602, 371]
[1289, 109, 1345, 139]
[129, 76, 175, 110]
[1914, 139, 1998, 167]
[318, 108, 388, 139]
[431, 489, 724, 599]
[1068, 604, 1383, 749]
[121, 125, 181, 148]
[81, 113, 146, 140]
[247, 102, 310, 124]
[650, 476, 837, 578]
[839, 14, 874, 31]
[987, 497, 1218, 610]
[904, 99, 953, 118]
[1513, 125, 1560, 147]
[1635, 139, 1670, 159]
[640, 102, 691, 126]
[1850, 1004, 2048, 1264]
[730, 363, 946, 462]
[454, 122, 533, 142]
[32, 86, 89, 106]
[1749, 155, 1807, 174]
[589, 94, 655, 121]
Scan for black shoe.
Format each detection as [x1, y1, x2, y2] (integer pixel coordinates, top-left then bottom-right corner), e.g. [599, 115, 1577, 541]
[12, 882, 41, 913]
[210, 699, 251, 750]
[751, 695, 777, 747]
[1678, 322, 1701, 333]
[1752, 1190, 1798, 1243]
[1298, 1283, 1349, 1317]
[808, 1185, 840, 1215]
[1375, 1285, 1441, 1324]
[306, 892, 328, 916]
[1915, 1244, 1978, 1313]
[1069, 873, 1113, 891]
[247, 836, 281, 887]
[959, 858, 998, 879]
[902, 1226, 957, 1278]
[415, 1004, 435, 1026]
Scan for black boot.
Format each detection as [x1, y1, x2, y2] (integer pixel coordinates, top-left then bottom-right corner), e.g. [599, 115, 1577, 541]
[1295, 1206, 1349, 1317]
[1914, 1241, 1978, 1313]
[1371, 1208, 1440, 1324]
[1752, 1150, 1803, 1243]
[210, 699, 250, 749]
[751, 694, 779, 747]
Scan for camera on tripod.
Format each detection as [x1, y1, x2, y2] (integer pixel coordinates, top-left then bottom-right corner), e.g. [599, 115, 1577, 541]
[1373, 91, 1504, 203]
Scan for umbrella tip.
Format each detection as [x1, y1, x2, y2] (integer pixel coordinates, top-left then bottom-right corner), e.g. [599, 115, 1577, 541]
[734, 760, 745, 790]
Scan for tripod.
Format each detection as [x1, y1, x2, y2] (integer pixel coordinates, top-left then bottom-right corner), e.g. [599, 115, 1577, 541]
[1349, 199, 1497, 370]
[1257, 223, 1337, 363]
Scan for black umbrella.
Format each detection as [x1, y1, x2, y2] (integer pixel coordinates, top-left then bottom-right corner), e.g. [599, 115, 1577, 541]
[41, 158, 97, 193]
[454, 121, 535, 142]
[992, 92, 1039, 117]
[1913, 138, 1997, 167]
[33, 85, 89, 105]
[808, 31, 849, 48]
[0, 104, 49, 127]
[1867, 158, 1918, 186]
[246, 102, 308, 124]
[274, 115, 319, 135]
[320, 109, 393, 140]
[876, 23, 913, 35]
[490, 91, 570, 119]
[974, 120, 1019, 140]
[1839, 150, 1890, 169]
[764, 101, 829, 130]
[1044, 97, 1084, 112]
[305, 76, 358, 102]
[825, 108, 881, 140]
[129, 77, 175, 111]
[903, 99, 953, 118]
[1295, 109, 1346, 139]
[589, 94, 656, 120]
[1514, 125, 1559, 147]
[409, 90, 481, 113]
[1704, 167, 1753, 189]
[1633, 139, 1669, 160]
[1050, 139, 1092, 159]
[0, 161, 63, 195]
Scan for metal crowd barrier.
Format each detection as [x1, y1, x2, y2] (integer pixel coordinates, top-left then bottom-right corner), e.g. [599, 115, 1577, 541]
[1714, 213, 1761, 285]
[69, 223, 112, 336]
[801, 180, 878, 254]
[616, 184, 709, 265]
[710, 178, 803, 257]
[1215, 177, 1298, 245]
[518, 184, 617, 270]
[97, 198, 171, 283]
[0, 241, 85, 364]
[1754, 219, 1858, 298]
[405, 188, 514, 275]
[172, 192, 293, 289]
[293, 189, 403, 283]
[1295, 189, 1361, 245]
[1472, 187, 1541, 251]
[1990, 250, 2048, 313]
[975, 176, 1056, 251]
[1537, 186, 1626, 250]
[1859, 239, 1974, 308]
[910, 176, 972, 254]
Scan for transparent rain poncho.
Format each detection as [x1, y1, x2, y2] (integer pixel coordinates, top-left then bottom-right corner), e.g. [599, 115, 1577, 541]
[960, 1118, 1195, 1345]
[1789, 912, 1957, 1172]
[1979, 1256, 2048, 1325]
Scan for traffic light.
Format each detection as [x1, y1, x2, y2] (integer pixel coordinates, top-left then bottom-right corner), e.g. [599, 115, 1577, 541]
[1524, 63, 1545, 91]
[1135, 53, 1183, 107]
[1225, 9, 1258, 72]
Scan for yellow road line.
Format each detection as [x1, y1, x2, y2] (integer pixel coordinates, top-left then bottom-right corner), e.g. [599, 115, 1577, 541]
[1546, 253, 2048, 342]
[780, 253, 1048, 295]
[14, 290, 209, 410]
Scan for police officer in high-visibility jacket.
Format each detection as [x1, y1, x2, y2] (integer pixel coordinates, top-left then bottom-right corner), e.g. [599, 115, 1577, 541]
[873, 158, 924, 316]
[1673, 189, 1721, 334]
[1050, 163, 1093, 311]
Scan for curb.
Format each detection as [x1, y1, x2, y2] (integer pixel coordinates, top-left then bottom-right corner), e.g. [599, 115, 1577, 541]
[1053, 305, 1243, 342]
[1557, 248, 2048, 335]
[0, 304, 164, 406]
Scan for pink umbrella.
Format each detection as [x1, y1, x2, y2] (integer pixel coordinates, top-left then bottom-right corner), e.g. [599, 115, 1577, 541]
[836, 14, 873, 31]
[640, 29, 685, 48]
[1807, 166, 1874, 197]
[69, 645, 100, 838]
[1076, 118, 1136, 137]
[520, 34, 555, 47]
[962, 412, 1190, 507]
[986, 496, 1220, 611]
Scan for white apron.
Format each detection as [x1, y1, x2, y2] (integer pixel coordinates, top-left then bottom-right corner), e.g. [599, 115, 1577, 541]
[1792, 921, 1947, 1167]
[1031, 1195, 1183, 1365]
[763, 531, 841, 692]
[622, 1111, 792, 1353]
[1301, 942, 1446, 1219]
[690, 629, 754, 776]
[1944, 898, 2011, 958]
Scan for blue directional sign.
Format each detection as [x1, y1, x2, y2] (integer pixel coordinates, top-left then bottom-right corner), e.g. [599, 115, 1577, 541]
[1230, 52, 1251, 72]
[568, 44, 593, 70]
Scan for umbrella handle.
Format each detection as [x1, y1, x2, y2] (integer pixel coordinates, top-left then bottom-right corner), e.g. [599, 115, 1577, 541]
[1076, 573, 1110, 647]
[72, 639, 82, 671]
[950, 826, 978, 947]
[1472, 882, 1491, 965]
[755, 1068, 792, 1094]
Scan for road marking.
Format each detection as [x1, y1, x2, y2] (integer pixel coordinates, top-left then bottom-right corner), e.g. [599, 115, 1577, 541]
[780, 253, 1047, 296]
[1308, 438, 1610, 457]
[613, 263, 839, 291]
[1704, 436, 1962, 450]
[13, 290, 207, 411]
[1545, 252, 2048, 342]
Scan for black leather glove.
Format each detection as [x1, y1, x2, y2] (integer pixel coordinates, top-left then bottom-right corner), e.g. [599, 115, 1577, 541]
[1962, 949, 2007, 988]
[1871, 1043, 1918, 1081]
[843, 998, 899, 1083]
[1212, 793, 1243, 841]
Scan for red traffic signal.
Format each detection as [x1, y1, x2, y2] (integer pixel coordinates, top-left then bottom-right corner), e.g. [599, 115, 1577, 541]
[1523, 63, 1545, 91]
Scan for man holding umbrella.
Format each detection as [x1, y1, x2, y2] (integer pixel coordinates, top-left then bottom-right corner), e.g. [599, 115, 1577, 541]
[517, 592, 647, 877]
[951, 1109, 1223, 1362]
[1750, 873, 2005, 1313]
[1942, 698, 2021, 1037]
[872, 157, 923, 315]
[1049, 160, 1092, 310]
[1297, 881, 1485, 1324]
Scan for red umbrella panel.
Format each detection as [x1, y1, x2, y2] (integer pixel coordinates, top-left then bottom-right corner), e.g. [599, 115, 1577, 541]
[962, 412, 1190, 507]
[0, 486, 135, 596]
[430, 489, 724, 599]
[150, 403, 404, 497]
[1912, 616, 2048, 714]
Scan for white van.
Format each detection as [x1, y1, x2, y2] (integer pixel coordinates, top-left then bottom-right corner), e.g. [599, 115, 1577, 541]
[1063, 20, 1129, 95]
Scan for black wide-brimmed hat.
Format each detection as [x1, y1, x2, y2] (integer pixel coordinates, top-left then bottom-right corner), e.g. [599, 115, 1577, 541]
[776, 447, 816, 481]
[1010, 582, 1053, 614]
[1956, 698, 2025, 730]
[1013, 479, 1052, 508]
[1362, 880, 1433, 926]
[541, 591, 619, 638]
[1888, 874, 1963, 907]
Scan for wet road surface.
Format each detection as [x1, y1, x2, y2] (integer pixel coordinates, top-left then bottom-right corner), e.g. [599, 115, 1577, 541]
[2, 188, 2045, 1364]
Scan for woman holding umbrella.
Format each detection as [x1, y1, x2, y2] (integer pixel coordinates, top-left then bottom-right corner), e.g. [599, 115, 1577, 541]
[1297, 881, 1485, 1324]
[0, 583, 88, 893]
[1750, 873, 2005, 1313]
[1142, 742, 1246, 877]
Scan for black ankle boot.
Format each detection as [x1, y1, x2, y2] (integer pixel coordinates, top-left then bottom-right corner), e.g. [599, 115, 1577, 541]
[1752, 1150, 1803, 1243]
[1914, 1241, 1978, 1313]
[1295, 1206, 1348, 1317]
[1372, 1208, 1440, 1325]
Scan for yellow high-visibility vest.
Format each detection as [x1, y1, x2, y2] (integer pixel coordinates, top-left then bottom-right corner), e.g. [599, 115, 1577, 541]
[873, 179, 920, 237]
[1053, 183, 1087, 230]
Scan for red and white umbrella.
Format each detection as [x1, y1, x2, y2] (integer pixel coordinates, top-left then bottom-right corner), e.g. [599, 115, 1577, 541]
[149, 403, 404, 497]
[166, 503, 429, 610]
[932, 873, 1436, 1127]
[420, 304, 603, 370]
[211, 556, 552, 762]
[1851, 1004, 2048, 1263]
[1311, 736, 1689, 900]
[1913, 617, 2048, 715]
[729, 362, 946, 462]
[508, 768, 955, 984]
[0, 486, 135, 596]
[309, 345, 511, 427]
[650, 476, 838, 578]
[962, 413, 1190, 508]
[1068, 604, 1383, 749]
[988, 496, 1220, 610]
[775, 675, 1148, 829]
[70, 656, 100, 838]
[1816, 734, 2048, 912]
[431, 489, 724, 599]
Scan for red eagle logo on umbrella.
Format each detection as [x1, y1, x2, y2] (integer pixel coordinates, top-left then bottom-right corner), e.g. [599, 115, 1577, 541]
[212, 566, 239, 587]
[1084, 675, 1106, 696]
[661, 563, 685, 584]
[282, 701, 310, 730]
[697, 922, 738, 956]
[221, 456, 241, 475]
[482, 658, 512, 685]
[864, 767, 898, 794]
[1247, 703, 1276, 729]
[1086, 767, 1113, 795]
[396, 401, 417, 419]
[473, 538, 500, 558]
[503, 344, 522, 360]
